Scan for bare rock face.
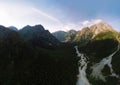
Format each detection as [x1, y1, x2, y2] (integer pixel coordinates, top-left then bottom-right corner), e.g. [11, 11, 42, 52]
[74, 27, 93, 42]
[65, 30, 77, 42]
[74, 21, 117, 42]
[90, 22, 116, 36]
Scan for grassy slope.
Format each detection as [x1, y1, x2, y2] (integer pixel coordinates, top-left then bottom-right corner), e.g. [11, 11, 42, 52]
[93, 31, 118, 40]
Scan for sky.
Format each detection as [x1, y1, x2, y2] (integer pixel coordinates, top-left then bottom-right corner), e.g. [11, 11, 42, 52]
[0, 0, 120, 32]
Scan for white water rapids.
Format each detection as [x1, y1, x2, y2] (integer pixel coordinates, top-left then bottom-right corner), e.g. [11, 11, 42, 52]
[75, 45, 120, 85]
[91, 45, 120, 82]
[75, 46, 91, 85]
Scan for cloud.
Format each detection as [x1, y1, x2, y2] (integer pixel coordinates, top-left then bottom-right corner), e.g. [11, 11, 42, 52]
[44, 22, 81, 32]
[82, 21, 90, 26]
[81, 19, 103, 27]
[53, 19, 103, 32]
[32, 8, 60, 22]
[49, 19, 103, 32]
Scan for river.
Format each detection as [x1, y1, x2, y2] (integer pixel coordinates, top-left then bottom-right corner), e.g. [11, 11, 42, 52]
[75, 45, 120, 85]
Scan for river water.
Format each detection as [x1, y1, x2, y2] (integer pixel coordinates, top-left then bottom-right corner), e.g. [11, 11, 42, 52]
[75, 45, 120, 85]
[75, 46, 91, 85]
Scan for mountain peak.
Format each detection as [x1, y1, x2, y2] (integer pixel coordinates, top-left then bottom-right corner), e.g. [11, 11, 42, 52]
[90, 21, 115, 35]
[8, 26, 18, 31]
[94, 21, 112, 28]
[33, 24, 45, 31]
[19, 24, 60, 48]
[67, 29, 77, 35]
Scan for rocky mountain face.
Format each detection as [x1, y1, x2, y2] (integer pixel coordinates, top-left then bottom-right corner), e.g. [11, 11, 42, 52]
[19, 25, 60, 48]
[74, 22, 118, 42]
[90, 22, 115, 35]
[74, 27, 93, 42]
[65, 30, 77, 42]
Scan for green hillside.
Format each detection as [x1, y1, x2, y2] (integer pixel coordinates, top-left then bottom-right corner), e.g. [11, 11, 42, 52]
[93, 31, 118, 40]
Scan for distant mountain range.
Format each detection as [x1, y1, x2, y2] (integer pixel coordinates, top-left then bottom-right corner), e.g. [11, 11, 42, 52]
[52, 21, 119, 44]
[52, 30, 77, 42]
[4, 21, 119, 46]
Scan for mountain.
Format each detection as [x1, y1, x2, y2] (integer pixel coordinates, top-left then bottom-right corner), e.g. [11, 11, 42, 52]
[52, 31, 67, 41]
[52, 30, 77, 42]
[53, 21, 118, 43]
[90, 22, 115, 35]
[19, 25, 60, 48]
[74, 27, 93, 42]
[72, 21, 120, 59]
[76, 22, 120, 85]
[74, 21, 119, 44]
[0, 25, 35, 83]
[93, 21, 115, 35]
[0, 25, 20, 41]
[8, 26, 18, 31]
[65, 30, 77, 42]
